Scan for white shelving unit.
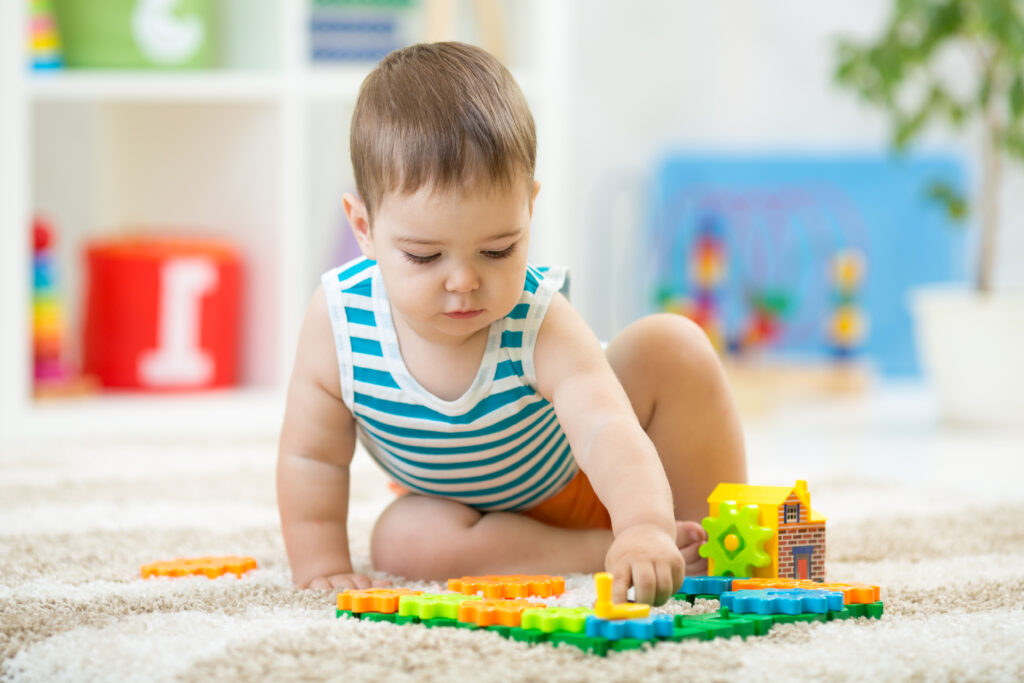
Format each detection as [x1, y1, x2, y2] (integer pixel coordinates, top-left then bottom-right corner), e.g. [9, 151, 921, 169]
[0, 1, 569, 441]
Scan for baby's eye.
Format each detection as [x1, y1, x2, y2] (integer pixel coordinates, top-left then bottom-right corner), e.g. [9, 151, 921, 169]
[482, 244, 517, 259]
[403, 251, 440, 265]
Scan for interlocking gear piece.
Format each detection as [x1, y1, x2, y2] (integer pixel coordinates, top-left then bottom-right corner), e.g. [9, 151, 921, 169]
[699, 501, 773, 578]
[721, 588, 844, 615]
[457, 599, 541, 627]
[337, 588, 422, 614]
[140, 556, 257, 579]
[397, 593, 481, 620]
[679, 575, 735, 597]
[520, 607, 594, 634]
[585, 614, 674, 641]
[447, 574, 565, 599]
[593, 572, 650, 620]
[730, 578, 879, 604]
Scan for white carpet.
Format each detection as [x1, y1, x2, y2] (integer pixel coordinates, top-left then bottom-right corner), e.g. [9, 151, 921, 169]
[3, 384, 1024, 682]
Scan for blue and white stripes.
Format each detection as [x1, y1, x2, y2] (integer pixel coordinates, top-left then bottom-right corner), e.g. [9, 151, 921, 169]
[321, 257, 577, 511]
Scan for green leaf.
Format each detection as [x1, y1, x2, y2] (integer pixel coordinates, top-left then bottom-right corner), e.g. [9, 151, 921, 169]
[1010, 73, 1024, 118]
[925, 180, 969, 222]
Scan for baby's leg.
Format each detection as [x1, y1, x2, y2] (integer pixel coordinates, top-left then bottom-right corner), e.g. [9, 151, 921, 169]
[370, 494, 611, 580]
[605, 314, 747, 567]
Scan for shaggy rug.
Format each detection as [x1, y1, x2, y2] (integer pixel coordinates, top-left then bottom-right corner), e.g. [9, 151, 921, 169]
[3, 388, 1024, 682]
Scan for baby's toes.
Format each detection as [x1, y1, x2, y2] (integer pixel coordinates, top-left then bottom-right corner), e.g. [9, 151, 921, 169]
[675, 520, 709, 573]
[675, 520, 706, 549]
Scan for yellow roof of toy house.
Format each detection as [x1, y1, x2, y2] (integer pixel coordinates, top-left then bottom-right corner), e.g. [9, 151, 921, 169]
[708, 480, 826, 522]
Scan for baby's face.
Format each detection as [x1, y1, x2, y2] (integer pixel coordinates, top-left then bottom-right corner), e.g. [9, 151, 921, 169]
[365, 179, 538, 345]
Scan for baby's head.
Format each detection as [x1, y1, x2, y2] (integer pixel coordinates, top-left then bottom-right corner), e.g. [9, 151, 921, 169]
[349, 41, 536, 221]
[344, 43, 540, 343]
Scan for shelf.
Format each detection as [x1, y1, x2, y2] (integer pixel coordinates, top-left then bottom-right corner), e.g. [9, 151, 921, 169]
[15, 388, 285, 440]
[2, 0, 571, 442]
[28, 71, 286, 102]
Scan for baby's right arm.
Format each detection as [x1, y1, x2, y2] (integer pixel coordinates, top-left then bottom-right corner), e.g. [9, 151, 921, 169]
[277, 286, 389, 591]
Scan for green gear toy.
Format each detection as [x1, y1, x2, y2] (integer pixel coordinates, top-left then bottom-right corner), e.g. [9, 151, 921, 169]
[699, 501, 773, 578]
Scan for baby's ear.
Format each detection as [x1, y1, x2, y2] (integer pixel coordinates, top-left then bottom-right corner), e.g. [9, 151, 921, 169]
[343, 193, 375, 259]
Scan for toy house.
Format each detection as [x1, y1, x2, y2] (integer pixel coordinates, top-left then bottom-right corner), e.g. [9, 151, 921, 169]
[705, 480, 826, 582]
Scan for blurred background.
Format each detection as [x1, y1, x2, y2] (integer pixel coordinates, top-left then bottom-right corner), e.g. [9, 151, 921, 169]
[2, 0, 1023, 443]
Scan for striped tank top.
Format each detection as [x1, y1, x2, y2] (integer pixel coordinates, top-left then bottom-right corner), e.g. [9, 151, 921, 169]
[321, 256, 578, 512]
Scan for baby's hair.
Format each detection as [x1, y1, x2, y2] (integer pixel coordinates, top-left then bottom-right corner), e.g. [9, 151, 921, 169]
[350, 42, 536, 220]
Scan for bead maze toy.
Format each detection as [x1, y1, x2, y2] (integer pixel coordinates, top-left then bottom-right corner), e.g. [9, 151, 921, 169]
[141, 556, 258, 579]
[827, 249, 868, 358]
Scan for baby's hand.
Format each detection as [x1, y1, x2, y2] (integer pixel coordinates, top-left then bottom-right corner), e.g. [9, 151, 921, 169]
[302, 573, 392, 592]
[605, 524, 684, 606]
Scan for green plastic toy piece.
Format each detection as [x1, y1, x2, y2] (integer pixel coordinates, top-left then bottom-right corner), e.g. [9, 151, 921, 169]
[611, 638, 648, 652]
[397, 593, 480, 620]
[699, 500, 773, 578]
[506, 626, 548, 644]
[550, 632, 611, 657]
[720, 609, 775, 636]
[520, 607, 593, 634]
[772, 612, 827, 625]
[361, 612, 397, 623]
[666, 626, 706, 642]
[847, 601, 884, 619]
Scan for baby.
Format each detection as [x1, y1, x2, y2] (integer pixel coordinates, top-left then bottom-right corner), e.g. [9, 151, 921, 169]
[277, 42, 747, 606]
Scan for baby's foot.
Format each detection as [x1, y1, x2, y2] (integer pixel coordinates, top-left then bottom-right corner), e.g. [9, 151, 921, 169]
[676, 520, 709, 575]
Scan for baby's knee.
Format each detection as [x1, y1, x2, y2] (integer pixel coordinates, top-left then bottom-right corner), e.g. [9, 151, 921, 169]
[616, 313, 718, 375]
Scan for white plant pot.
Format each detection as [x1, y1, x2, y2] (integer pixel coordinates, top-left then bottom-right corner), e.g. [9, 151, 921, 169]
[910, 286, 1024, 425]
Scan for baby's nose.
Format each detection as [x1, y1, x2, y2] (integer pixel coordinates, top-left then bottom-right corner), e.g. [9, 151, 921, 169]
[446, 264, 480, 292]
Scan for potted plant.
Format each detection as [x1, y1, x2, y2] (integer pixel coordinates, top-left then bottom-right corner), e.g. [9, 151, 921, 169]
[834, 0, 1024, 425]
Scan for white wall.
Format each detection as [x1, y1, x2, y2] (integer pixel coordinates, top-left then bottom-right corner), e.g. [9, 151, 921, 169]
[561, 0, 1024, 339]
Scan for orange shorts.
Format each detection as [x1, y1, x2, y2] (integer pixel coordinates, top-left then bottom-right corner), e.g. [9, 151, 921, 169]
[522, 470, 612, 530]
[388, 470, 612, 530]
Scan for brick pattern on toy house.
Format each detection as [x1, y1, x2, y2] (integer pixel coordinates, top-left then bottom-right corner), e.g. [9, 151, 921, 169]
[775, 492, 826, 582]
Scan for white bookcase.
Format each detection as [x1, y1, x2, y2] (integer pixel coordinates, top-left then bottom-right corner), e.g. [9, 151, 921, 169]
[0, 0, 570, 441]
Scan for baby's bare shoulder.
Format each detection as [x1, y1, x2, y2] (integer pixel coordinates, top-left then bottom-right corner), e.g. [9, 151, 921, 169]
[533, 293, 608, 398]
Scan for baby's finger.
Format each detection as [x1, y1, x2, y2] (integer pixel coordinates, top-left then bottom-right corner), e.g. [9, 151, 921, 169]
[653, 562, 674, 606]
[671, 554, 685, 598]
[631, 562, 657, 606]
[610, 561, 630, 604]
[352, 574, 373, 590]
[371, 576, 393, 588]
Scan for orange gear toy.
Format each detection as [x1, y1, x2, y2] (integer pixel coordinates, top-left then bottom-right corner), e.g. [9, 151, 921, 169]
[458, 599, 543, 628]
[141, 555, 257, 579]
[337, 588, 422, 614]
[447, 574, 565, 599]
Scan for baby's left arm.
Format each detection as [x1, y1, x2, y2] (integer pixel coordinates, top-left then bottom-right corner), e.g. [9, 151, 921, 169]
[534, 294, 682, 606]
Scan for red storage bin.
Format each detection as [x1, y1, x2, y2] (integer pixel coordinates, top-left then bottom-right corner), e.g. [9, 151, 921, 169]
[82, 237, 242, 391]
